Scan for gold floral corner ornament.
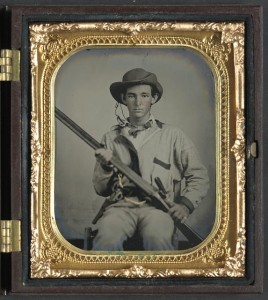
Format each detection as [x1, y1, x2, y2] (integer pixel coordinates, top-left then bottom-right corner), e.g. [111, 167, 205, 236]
[30, 22, 246, 278]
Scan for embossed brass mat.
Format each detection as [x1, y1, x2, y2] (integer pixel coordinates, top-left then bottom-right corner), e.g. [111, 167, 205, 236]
[29, 22, 245, 278]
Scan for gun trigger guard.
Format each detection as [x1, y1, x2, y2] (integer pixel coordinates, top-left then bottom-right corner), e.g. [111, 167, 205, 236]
[109, 189, 124, 202]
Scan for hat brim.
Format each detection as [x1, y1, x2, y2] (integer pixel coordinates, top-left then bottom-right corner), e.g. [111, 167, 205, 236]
[110, 80, 163, 104]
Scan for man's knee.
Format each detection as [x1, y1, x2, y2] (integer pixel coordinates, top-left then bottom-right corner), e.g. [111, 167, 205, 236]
[92, 208, 135, 250]
[92, 227, 125, 250]
[142, 231, 174, 250]
[140, 209, 175, 250]
[141, 209, 174, 233]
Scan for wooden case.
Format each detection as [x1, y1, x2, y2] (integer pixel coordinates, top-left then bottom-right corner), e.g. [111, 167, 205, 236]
[0, 3, 263, 295]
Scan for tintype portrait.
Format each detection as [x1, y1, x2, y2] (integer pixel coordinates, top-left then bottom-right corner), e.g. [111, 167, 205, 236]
[30, 20, 247, 279]
[54, 48, 216, 251]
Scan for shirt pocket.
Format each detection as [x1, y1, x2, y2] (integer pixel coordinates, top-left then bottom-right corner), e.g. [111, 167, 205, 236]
[152, 157, 172, 193]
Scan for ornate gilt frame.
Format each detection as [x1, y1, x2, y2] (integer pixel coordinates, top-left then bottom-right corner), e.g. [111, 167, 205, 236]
[29, 22, 245, 278]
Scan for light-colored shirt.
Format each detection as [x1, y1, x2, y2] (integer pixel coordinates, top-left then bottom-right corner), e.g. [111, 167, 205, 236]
[93, 120, 209, 212]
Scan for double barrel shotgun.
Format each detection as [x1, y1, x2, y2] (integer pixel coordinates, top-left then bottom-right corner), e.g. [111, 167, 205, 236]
[55, 107, 204, 249]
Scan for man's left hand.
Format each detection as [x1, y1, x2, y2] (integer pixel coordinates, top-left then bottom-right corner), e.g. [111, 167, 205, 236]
[168, 203, 190, 223]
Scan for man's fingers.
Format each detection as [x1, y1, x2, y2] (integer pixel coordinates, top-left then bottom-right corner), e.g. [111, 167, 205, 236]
[180, 216, 187, 224]
[169, 204, 190, 221]
[168, 206, 178, 215]
[95, 149, 113, 165]
[171, 211, 185, 220]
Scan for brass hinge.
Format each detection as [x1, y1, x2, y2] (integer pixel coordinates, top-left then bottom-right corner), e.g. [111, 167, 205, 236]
[247, 141, 258, 159]
[0, 220, 21, 253]
[0, 49, 20, 81]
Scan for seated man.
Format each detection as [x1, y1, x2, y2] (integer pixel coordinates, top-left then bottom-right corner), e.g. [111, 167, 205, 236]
[92, 68, 209, 251]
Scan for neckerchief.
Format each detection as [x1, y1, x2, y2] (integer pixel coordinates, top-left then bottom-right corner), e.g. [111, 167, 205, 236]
[123, 116, 155, 138]
[127, 120, 153, 137]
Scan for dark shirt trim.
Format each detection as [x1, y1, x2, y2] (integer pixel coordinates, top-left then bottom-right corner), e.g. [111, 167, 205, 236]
[153, 157, 171, 170]
[155, 119, 163, 128]
[180, 196, 195, 214]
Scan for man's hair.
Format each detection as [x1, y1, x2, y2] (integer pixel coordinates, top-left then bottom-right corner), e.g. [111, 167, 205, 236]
[122, 84, 159, 98]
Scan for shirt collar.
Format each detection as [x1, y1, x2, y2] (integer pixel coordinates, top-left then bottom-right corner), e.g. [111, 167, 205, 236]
[124, 115, 156, 129]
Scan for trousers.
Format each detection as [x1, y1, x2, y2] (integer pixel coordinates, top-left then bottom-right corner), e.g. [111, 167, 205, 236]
[92, 204, 175, 251]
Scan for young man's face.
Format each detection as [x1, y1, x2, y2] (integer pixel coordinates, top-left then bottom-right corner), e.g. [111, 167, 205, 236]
[121, 84, 158, 125]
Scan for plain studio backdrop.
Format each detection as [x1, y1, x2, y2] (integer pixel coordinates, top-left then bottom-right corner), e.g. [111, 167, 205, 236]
[54, 47, 216, 247]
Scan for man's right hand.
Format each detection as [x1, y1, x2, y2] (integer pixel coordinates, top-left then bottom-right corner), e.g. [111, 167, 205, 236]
[95, 148, 113, 167]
